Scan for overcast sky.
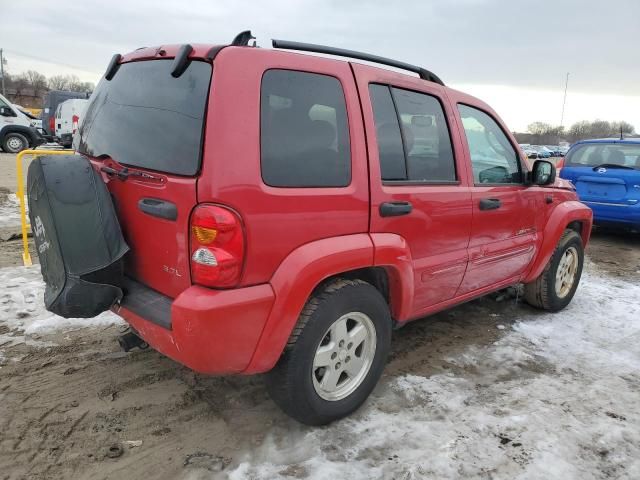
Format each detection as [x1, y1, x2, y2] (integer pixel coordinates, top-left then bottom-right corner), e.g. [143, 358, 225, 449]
[2, 0, 639, 131]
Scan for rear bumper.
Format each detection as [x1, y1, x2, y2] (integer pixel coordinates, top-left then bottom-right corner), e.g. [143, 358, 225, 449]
[114, 282, 275, 374]
[586, 201, 640, 228]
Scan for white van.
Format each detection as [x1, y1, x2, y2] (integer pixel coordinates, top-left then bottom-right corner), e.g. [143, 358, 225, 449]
[0, 93, 44, 153]
[54, 99, 89, 148]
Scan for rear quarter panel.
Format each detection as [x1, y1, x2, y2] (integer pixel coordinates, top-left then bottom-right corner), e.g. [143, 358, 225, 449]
[197, 47, 370, 286]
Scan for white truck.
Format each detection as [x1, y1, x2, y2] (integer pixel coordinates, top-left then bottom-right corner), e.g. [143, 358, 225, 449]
[0, 93, 44, 153]
[54, 98, 89, 148]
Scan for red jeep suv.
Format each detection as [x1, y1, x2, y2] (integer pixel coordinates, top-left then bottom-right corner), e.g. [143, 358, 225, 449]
[35, 32, 593, 425]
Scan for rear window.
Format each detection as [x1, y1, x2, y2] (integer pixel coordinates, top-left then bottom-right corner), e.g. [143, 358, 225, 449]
[77, 60, 212, 176]
[566, 143, 640, 169]
[260, 69, 351, 187]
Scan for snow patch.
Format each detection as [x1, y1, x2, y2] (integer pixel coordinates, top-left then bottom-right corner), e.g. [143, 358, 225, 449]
[0, 265, 122, 354]
[0, 192, 25, 229]
[230, 266, 640, 479]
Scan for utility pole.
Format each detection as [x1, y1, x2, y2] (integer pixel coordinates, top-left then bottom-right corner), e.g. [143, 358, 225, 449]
[560, 72, 569, 129]
[0, 49, 6, 97]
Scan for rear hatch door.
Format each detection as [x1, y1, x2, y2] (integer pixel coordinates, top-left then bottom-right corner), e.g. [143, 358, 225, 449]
[77, 58, 212, 298]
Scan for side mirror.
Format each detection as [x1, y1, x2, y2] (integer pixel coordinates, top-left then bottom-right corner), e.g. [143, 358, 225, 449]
[531, 160, 556, 186]
[0, 106, 16, 117]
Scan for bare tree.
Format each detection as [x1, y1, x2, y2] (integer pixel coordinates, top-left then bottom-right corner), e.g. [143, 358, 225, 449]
[527, 122, 565, 145]
[23, 70, 47, 90]
[47, 74, 94, 93]
[48, 74, 70, 90]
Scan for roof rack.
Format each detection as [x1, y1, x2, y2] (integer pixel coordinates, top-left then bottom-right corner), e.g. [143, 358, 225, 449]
[271, 39, 444, 86]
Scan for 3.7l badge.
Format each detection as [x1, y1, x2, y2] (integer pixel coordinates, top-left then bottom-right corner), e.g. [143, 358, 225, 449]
[162, 265, 183, 277]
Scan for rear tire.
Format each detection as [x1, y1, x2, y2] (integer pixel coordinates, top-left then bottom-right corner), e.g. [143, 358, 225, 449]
[266, 278, 392, 426]
[2, 132, 29, 153]
[525, 229, 584, 312]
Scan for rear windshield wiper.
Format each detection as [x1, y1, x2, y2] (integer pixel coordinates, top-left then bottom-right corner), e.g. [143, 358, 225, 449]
[592, 163, 635, 171]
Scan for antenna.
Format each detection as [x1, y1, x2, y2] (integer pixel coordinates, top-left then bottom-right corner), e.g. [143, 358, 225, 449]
[560, 72, 569, 129]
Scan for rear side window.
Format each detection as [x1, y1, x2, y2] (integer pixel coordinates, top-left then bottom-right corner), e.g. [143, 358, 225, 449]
[78, 60, 211, 176]
[369, 84, 456, 183]
[457, 104, 522, 184]
[260, 70, 351, 187]
[566, 143, 640, 169]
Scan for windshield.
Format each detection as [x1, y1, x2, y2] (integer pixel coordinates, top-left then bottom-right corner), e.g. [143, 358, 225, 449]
[77, 59, 212, 176]
[565, 143, 640, 170]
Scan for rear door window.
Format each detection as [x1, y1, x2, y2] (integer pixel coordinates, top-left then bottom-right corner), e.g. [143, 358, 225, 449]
[369, 84, 456, 183]
[78, 60, 212, 176]
[260, 69, 351, 187]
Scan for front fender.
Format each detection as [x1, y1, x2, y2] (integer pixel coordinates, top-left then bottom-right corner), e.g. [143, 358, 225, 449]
[523, 201, 593, 283]
[244, 234, 374, 373]
[0, 125, 43, 146]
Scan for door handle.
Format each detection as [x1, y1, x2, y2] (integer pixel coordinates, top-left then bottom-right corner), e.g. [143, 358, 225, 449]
[138, 198, 178, 221]
[479, 198, 501, 211]
[380, 201, 413, 217]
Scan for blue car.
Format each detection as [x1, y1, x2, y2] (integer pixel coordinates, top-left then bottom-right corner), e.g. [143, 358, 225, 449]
[560, 138, 640, 230]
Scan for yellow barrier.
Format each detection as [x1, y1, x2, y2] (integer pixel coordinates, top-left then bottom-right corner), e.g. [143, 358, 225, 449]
[16, 149, 74, 266]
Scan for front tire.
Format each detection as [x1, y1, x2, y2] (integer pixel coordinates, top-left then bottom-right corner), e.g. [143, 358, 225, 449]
[266, 279, 392, 426]
[525, 229, 584, 312]
[2, 132, 29, 153]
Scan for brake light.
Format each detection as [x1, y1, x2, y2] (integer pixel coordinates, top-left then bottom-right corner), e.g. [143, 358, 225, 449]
[72, 115, 79, 134]
[49, 116, 55, 133]
[189, 205, 244, 288]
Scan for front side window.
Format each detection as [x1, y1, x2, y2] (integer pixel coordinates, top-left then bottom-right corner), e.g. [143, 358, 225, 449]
[458, 104, 522, 184]
[260, 70, 351, 187]
[369, 84, 456, 183]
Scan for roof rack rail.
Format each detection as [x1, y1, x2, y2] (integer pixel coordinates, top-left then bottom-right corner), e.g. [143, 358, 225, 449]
[271, 39, 444, 86]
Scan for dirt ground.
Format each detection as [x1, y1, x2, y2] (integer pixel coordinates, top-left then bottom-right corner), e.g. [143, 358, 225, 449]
[0, 226, 637, 479]
[1, 153, 639, 478]
[0, 153, 30, 194]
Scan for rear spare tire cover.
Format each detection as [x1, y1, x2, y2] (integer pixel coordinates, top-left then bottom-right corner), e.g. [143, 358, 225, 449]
[27, 155, 129, 318]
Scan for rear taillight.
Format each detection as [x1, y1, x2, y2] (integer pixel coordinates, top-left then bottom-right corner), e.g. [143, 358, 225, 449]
[49, 116, 55, 133]
[189, 205, 245, 288]
[72, 115, 79, 134]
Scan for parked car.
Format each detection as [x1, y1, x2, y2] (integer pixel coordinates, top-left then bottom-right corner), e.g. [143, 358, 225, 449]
[0, 93, 44, 153]
[29, 33, 593, 425]
[41, 90, 91, 138]
[545, 145, 564, 157]
[54, 98, 89, 148]
[520, 144, 539, 159]
[560, 138, 640, 230]
[531, 145, 552, 158]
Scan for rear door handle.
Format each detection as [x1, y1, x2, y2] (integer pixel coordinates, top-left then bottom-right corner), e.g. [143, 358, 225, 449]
[479, 198, 502, 211]
[380, 201, 413, 217]
[138, 198, 178, 221]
